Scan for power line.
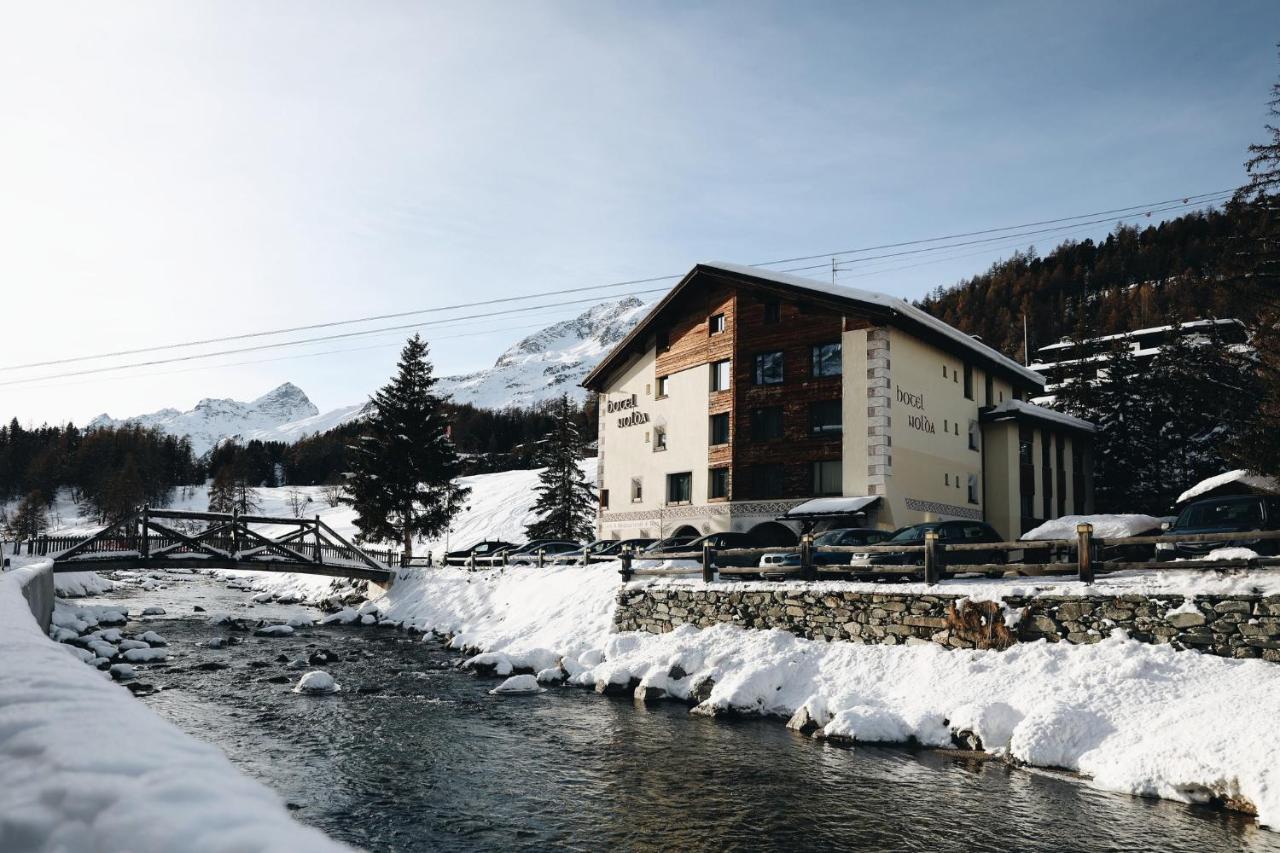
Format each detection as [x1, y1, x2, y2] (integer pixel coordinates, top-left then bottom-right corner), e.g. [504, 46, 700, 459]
[0, 187, 1234, 374]
[773, 194, 1231, 275]
[0, 288, 670, 389]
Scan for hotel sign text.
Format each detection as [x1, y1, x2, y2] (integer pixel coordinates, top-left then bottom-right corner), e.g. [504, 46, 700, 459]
[896, 385, 935, 435]
[608, 393, 651, 428]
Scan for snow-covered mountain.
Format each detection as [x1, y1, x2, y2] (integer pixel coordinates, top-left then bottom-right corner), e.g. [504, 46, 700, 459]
[436, 296, 651, 409]
[87, 383, 366, 456]
[87, 297, 651, 452]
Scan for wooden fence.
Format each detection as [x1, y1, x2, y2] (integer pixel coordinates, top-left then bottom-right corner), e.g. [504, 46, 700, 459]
[616, 524, 1280, 585]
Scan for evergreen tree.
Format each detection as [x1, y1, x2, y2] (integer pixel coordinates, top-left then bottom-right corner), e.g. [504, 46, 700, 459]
[9, 491, 49, 539]
[343, 335, 469, 559]
[524, 394, 596, 542]
[1228, 49, 1280, 476]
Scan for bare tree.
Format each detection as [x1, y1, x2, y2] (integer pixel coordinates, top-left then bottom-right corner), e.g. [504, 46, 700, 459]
[321, 480, 345, 509]
[286, 486, 312, 519]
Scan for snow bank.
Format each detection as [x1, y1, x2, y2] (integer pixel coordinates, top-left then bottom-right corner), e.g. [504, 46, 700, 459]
[1022, 514, 1162, 541]
[376, 563, 1280, 826]
[52, 571, 114, 598]
[0, 561, 349, 852]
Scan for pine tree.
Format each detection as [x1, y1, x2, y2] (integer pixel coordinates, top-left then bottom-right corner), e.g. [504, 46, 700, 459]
[1228, 48, 1280, 476]
[344, 334, 469, 559]
[9, 491, 49, 539]
[524, 394, 596, 542]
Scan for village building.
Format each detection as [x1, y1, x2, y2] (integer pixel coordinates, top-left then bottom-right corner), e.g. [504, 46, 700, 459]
[581, 262, 1096, 543]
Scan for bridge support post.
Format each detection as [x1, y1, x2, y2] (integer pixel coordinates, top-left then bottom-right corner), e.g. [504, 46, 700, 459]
[313, 516, 323, 563]
[140, 506, 150, 564]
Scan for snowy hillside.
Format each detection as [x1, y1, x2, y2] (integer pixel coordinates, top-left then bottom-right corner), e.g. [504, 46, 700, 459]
[436, 297, 650, 408]
[88, 383, 366, 456]
[36, 459, 597, 558]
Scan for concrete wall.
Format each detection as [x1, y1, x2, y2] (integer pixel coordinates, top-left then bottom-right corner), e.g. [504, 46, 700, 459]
[4, 559, 54, 634]
[615, 584, 1280, 662]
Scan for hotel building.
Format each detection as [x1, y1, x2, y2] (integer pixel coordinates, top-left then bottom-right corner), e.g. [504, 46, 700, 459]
[582, 262, 1095, 544]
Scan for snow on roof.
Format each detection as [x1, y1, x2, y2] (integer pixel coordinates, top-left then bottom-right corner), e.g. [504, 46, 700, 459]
[1036, 318, 1245, 354]
[1176, 469, 1280, 505]
[1021, 514, 1163, 541]
[704, 262, 1044, 385]
[782, 496, 880, 518]
[982, 399, 1096, 433]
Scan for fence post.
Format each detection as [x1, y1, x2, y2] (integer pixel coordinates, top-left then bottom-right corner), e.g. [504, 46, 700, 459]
[468, 552, 476, 571]
[231, 508, 240, 558]
[1077, 522, 1094, 584]
[500, 549, 507, 568]
[313, 517, 323, 562]
[923, 530, 940, 585]
[620, 550, 633, 582]
[702, 543, 714, 583]
[427, 551, 433, 568]
[537, 548, 545, 568]
[800, 533, 815, 582]
[581, 546, 589, 566]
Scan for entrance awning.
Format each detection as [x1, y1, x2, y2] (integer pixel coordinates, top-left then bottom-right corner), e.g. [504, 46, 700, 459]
[781, 496, 881, 521]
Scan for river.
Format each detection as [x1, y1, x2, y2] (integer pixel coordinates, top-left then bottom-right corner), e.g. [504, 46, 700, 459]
[82, 574, 1280, 853]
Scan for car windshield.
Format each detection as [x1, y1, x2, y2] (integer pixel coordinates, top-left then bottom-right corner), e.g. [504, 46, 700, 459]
[1177, 499, 1263, 529]
[814, 530, 847, 546]
[888, 524, 933, 543]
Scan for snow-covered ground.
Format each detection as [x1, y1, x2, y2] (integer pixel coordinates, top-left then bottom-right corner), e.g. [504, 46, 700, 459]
[0, 559, 349, 852]
[358, 563, 1280, 828]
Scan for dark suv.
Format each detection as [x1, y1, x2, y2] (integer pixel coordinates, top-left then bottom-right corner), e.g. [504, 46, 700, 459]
[848, 520, 1004, 573]
[758, 528, 891, 570]
[1155, 495, 1280, 561]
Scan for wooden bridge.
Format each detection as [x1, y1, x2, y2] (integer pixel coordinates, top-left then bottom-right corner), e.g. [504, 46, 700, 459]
[43, 507, 396, 583]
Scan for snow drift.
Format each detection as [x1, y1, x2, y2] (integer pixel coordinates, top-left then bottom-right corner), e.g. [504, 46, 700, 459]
[0, 560, 349, 852]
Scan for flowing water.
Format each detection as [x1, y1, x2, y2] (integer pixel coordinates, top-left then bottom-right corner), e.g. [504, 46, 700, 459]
[82, 575, 1280, 853]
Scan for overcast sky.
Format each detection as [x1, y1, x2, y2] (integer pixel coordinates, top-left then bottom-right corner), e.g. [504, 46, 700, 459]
[1, 1, 1276, 425]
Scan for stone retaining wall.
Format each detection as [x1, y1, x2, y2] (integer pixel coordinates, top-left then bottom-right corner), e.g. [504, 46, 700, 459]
[613, 584, 1280, 662]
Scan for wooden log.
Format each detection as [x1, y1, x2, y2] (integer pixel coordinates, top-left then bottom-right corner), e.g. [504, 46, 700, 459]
[702, 543, 714, 583]
[1077, 523, 1094, 584]
[923, 531, 941, 585]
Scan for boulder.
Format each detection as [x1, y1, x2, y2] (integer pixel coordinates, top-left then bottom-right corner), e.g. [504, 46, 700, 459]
[490, 674, 544, 695]
[294, 670, 340, 695]
[308, 649, 340, 665]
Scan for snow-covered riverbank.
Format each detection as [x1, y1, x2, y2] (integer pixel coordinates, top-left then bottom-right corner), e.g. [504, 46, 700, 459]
[0, 560, 349, 853]
[334, 563, 1280, 828]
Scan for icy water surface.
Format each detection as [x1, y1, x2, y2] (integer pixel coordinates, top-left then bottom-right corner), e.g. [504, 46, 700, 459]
[90, 575, 1280, 853]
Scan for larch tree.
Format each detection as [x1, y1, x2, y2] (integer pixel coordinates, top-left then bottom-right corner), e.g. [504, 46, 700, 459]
[8, 491, 50, 539]
[524, 394, 596, 543]
[1229, 47, 1280, 476]
[344, 334, 469, 559]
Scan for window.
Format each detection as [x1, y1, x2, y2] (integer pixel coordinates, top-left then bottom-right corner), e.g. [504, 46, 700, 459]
[963, 364, 973, 400]
[968, 419, 979, 451]
[942, 365, 948, 378]
[763, 299, 781, 324]
[754, 351, 784, 385]
[812, 460, 842, 496]
[710, 359, 731, 392]
[811, 342, 842, 377]
[657, 329, 670, 353]
[600, 489, 609, 508]
[809, 400, 842, 435]
[653, 426, 667, 451]
[709, 412, 730, 445]
[656, 376, 669, 398]
[984, 373, 994, 407]
[630, 477, 643, 503]
[750, 406, 784, 441]
[750, 464, 785, 499]
[709, 313, 726, 335]
[708, 467, 729, 499]
[666, 472, 692, 505]
[945, 473, 950, 486]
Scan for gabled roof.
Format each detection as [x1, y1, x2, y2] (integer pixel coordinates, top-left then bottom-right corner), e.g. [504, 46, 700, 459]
[581, 262, 1044, 390]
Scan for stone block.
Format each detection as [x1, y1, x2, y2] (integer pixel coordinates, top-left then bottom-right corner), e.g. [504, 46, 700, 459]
[1166, 611, 1207, 629]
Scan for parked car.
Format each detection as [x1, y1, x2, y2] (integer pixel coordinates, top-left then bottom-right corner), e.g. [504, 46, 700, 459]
[444, 540, 519, 565]
[848, 520, 1004, 575]
[503, 540, 582, 565]
[551, 538, 656, 564]
[676, 532, 765, 567]
[641, 535, 696, 554]
[758, 528, 891, 570]
[1155, 495, 1280, 561]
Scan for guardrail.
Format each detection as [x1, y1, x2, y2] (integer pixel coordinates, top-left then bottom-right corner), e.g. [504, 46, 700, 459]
[617, 525, 1280, 586]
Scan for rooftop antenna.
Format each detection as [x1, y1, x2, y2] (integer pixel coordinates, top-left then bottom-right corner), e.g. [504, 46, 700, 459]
[831, 257, 837, 285]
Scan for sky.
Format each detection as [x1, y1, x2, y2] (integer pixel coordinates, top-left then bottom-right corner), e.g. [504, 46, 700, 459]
[1, 1, 1276, 425]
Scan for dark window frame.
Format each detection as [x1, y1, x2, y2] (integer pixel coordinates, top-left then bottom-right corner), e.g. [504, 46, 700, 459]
[666, 472, 693, 505]
[763, 299, 781, 324]
[809, 399, 842, 436]
[708, 313, 726, 335]
[709, 412, 730, 446]
[812, 459, 842, 496]
[811, 342, 842, 378]
[750, 406, 784, 441]
[754, 351, 785, 386]
[710, 359, 731, 392]
[708, 467, 729, 500]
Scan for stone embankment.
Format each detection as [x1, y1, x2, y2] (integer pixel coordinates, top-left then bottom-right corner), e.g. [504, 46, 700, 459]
[614, 585, 1280, 661]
